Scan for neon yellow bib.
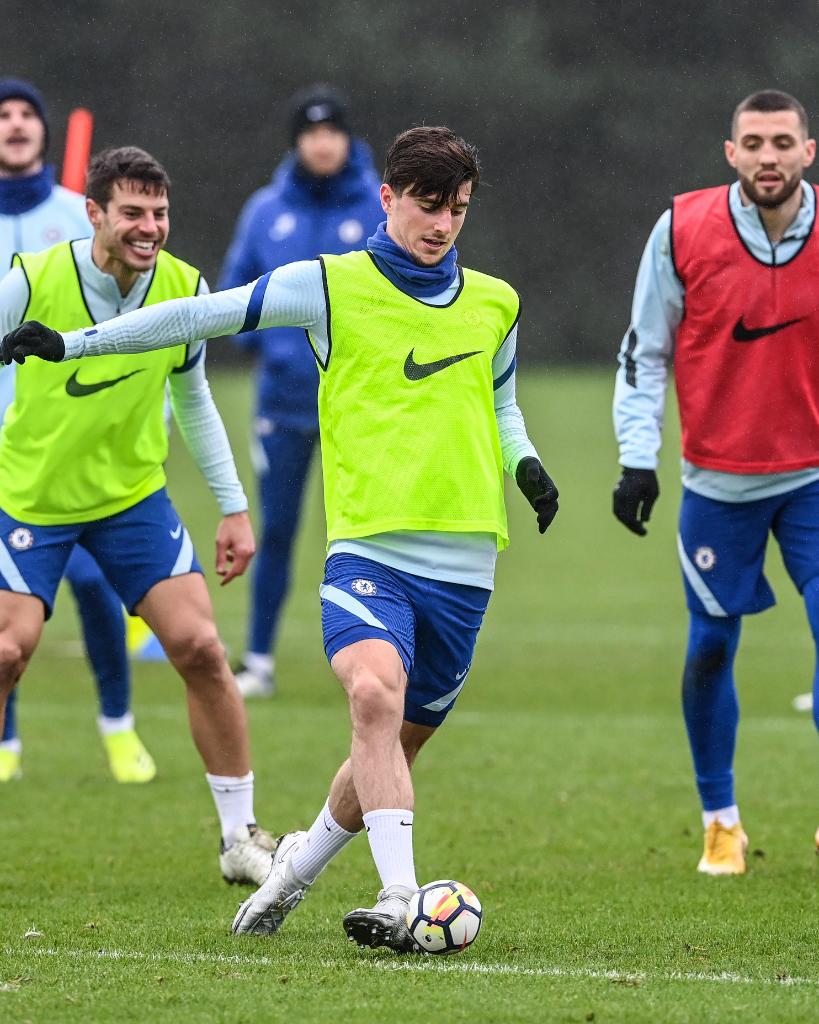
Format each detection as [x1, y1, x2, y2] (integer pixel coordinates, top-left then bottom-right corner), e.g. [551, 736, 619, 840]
[311, 250, 519, 549]
[0, 243, 200, 524]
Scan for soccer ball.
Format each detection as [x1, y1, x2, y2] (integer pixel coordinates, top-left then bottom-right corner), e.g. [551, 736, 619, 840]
[405, 879, 482, 954]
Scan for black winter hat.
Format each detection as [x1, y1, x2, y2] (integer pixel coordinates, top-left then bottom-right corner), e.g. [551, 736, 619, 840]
[0, 78, 49, 153]
[288, 84, 349, 146]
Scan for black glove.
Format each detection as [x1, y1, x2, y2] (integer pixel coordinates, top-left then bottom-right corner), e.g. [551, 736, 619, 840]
[612, 467, 659, 536]
[1, 321, 65, 365]
[515, 457, 559, 534]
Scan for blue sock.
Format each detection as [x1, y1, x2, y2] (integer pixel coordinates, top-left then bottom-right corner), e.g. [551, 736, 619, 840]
[2, 686, 18, 742]
[801, 575, 819, 733]
[681, 611, 741, 811]
[65, 547, 130, 719]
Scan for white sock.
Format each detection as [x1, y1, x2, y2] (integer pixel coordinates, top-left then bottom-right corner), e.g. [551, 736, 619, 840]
[290, 799, 360, 884]
[362, 808, 418, 891]
[0, 738, 22, 754]
[206, 771, 255, 844]
[703, 805, 740, 829]
[97, 712, 135, 736]
[244, 652, 274, 678]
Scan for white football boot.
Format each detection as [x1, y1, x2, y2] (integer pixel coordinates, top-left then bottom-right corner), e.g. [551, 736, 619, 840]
[220, 824, 277, 886]
[232, 830, 309, 935]
[233, 661, 276, 699]
[343, 884, 420, 952]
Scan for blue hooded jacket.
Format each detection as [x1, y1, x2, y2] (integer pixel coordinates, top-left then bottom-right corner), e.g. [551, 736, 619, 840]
[218, 138, 384, 430]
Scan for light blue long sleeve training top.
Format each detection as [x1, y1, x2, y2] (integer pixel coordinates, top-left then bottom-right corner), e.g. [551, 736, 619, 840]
[59, 258, 542, 590]
[0, 239, 247, 515]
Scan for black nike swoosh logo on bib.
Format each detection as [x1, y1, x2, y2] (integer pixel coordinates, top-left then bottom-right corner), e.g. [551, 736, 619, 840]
[65, 367, 146, 397]
[403, 348, 481, 380]
[732, 316, 806, 342]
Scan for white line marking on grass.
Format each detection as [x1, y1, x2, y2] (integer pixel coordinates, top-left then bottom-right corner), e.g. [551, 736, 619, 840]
[2, 947, 816, 989]
[374, 960, 816, 987]
[3, 947, 277, 967]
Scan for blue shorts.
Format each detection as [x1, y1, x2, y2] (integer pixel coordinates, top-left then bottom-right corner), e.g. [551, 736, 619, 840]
[678, 480, 819, 618]
[0, 487, 202, 618]
[320, 553, 491, 727]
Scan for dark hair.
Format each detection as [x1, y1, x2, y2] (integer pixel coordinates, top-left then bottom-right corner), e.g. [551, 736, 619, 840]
[384, 126, 480, 206]
[86, 146, 171, 207]
[731, 90, 809, 138]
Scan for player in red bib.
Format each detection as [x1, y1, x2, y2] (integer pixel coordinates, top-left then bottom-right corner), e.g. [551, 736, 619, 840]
[612, 90, 819, 875]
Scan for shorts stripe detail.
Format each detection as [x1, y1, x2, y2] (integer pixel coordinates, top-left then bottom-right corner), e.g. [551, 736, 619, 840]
[170, 529, 194, 577]
[422, 679, 466, 712]
[677, 533, 726, 617]
[0, 538, 31, 594]
[319, 583, 388, 630]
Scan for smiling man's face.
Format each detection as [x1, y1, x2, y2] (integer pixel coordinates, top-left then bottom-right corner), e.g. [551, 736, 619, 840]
[88, 180, 169, 278]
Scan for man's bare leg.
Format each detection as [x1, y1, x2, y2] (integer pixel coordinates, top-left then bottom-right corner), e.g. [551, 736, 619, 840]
[138, 574, 272, 883]
[327, 720, 437, 832]
[137, 574, 250, 777]
[0, 592, 45, 737]
[232, 638, 437, 938]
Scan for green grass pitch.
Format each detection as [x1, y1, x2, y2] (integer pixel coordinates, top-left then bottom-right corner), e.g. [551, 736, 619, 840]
[1, 368, 818, 1023]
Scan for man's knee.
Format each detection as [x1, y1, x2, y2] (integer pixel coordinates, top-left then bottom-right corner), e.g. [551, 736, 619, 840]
[348, 669, 403, 727]
[165, 626, 226, 679]
[0, 634, 31, 687]
[683, 614, 740, 693]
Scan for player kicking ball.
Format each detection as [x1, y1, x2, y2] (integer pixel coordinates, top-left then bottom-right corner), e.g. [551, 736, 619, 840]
[2, 127, 558, 950]
[0, 146, 274, 887]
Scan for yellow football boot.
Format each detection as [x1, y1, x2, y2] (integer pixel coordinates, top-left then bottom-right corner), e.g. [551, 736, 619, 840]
[103, 729, 157, 784]
[697, 819, 748, 875]
[0, 747, 22, 781]
[126, 614, 166, 661]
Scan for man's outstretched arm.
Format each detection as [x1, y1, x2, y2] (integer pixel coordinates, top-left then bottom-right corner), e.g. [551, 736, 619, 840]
[1, 260, 326, 364]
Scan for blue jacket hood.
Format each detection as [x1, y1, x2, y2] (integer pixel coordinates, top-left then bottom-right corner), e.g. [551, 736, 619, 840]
[217, 135, 385, 429]
[268, 138, 380, 208]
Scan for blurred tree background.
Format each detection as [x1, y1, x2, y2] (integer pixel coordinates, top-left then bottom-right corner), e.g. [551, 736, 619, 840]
[4, 0, 819, 363]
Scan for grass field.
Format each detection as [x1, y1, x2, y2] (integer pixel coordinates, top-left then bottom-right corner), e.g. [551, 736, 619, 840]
[2, 367, 818, 1023]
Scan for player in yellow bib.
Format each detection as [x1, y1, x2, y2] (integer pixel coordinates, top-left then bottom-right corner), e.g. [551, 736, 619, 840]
[3, 128, 559, 951]
[0, 146, 275, 888]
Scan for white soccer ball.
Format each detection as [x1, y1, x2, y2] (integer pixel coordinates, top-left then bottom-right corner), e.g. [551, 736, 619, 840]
[406, 879, 482, 954]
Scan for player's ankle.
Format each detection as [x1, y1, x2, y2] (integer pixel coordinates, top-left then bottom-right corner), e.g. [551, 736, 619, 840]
[97, 711, 135, 736]
[702, 804, 740, 829]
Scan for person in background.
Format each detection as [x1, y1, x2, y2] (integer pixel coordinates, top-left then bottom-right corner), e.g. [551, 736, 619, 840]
[0, 77, 155, 783]
[219, 84, 384, 698]
[0, 145, 275, 886]
[612, 89, 819, 875]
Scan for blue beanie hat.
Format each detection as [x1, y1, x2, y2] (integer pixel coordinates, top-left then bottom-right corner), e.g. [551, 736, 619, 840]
[0, 78, 49, 154]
